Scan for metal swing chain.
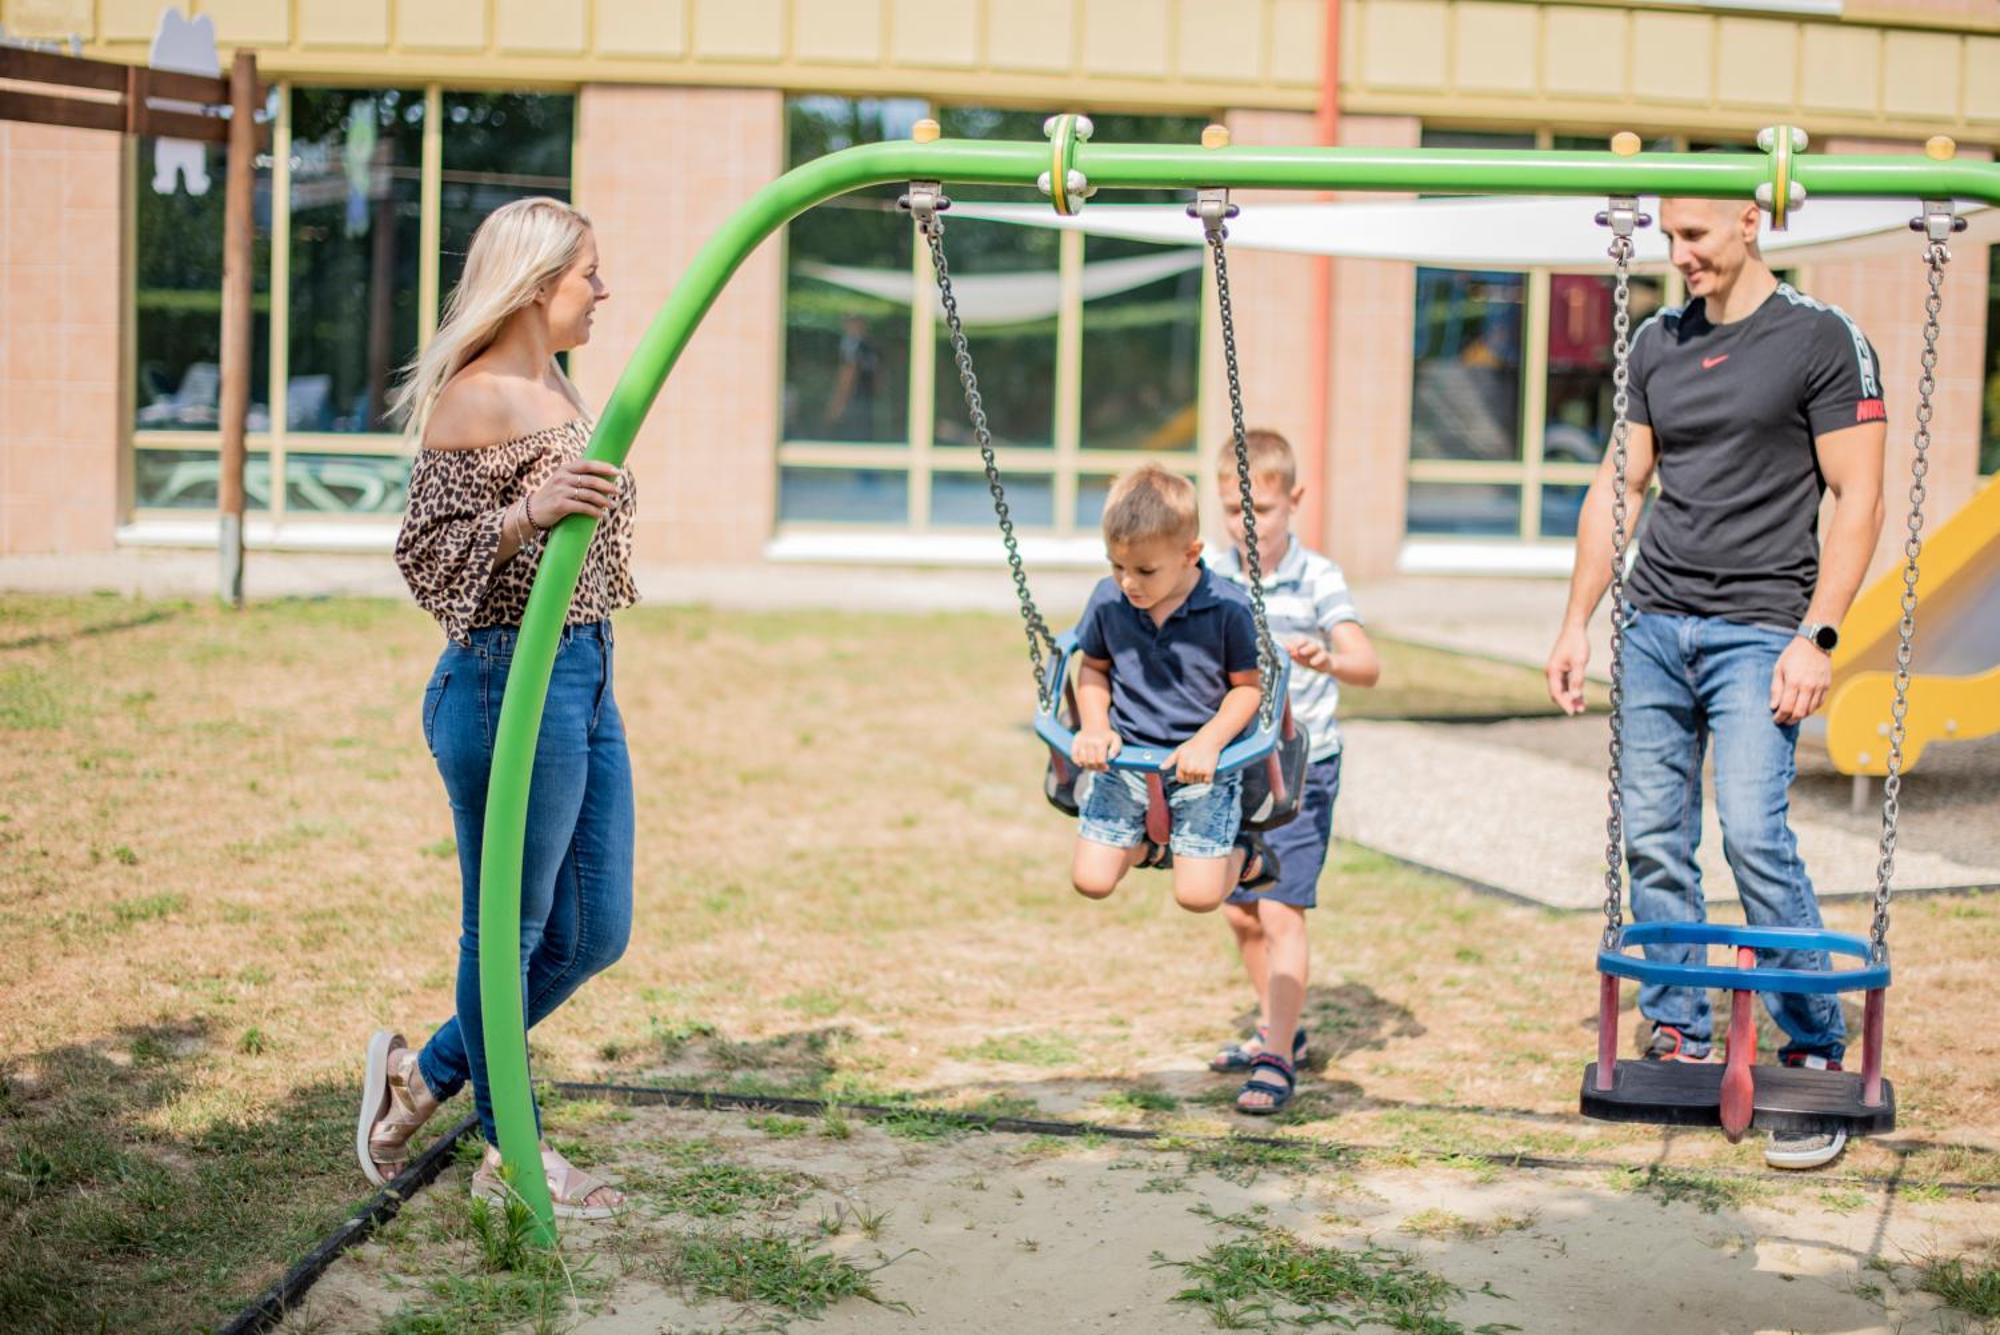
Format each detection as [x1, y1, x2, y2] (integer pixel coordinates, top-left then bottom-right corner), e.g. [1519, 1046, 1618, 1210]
[1200, 200, 1280, 732]
[1871, 220, 1952, 964]
[1597, 199, 1646, 949]
[906, 186, 1060, 709]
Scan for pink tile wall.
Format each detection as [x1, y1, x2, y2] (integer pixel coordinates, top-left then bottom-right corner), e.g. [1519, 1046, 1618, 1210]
[1, 122, 124, 555]
[570, 85, 785, 566]
[1208, 109, 1323, 542]
[1325, 114, 1420, 579]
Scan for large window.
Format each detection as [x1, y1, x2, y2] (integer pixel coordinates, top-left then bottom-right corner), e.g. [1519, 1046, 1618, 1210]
[776, 98, 1209, 536]
[131, 86, 575, 522]
[1406, 129, 1667, 542]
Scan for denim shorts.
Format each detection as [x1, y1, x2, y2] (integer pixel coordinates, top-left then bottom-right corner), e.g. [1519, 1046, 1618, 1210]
[1077, 767, 1244, 860]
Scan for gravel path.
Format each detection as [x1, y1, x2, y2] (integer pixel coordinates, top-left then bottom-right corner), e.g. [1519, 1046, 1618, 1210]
[1337, 716, 2000, 909]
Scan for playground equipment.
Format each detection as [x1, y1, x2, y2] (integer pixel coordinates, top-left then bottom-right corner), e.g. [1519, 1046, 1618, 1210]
[1580, 146, 1967, 1143]
[478, 119, 2000, 1236]
[1825, 473, 2000, 805]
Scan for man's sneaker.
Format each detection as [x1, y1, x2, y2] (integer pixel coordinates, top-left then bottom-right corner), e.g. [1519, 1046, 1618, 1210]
[1643, 1024, 1711, 1063]
[1766, 1053, 1849, 1170]
[1766, 1124, 1848, 1169]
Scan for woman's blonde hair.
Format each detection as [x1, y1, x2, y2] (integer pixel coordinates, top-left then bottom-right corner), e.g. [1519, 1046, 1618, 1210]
[391, 196, 594, 436]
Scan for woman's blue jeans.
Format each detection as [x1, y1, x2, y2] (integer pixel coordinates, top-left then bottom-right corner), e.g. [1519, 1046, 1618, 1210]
[1619, 608, 1845, 1063]
[415, 621, 634, 1143]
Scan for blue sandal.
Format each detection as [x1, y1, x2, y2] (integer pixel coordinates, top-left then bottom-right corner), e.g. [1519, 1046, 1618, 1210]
[1236, 1052, 1296, 1115]
[1209, 1025, 1308, 1073]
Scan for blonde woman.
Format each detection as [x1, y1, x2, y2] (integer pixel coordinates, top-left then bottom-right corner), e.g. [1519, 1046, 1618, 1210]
[357, 196, 631, 1217]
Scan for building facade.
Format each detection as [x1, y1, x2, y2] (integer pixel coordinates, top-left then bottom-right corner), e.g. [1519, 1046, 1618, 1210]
[2, 0, 1996, 579]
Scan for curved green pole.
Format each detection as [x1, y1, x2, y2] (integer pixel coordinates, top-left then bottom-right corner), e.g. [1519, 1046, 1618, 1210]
[480, 137, 2000, 1239]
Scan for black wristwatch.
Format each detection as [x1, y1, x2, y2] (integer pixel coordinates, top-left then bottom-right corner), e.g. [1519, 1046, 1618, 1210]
[1798, 621, 1839, 653]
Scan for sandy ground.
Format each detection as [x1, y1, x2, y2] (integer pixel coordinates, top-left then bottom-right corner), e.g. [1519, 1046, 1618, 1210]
[289, 1104, 1993, 1335]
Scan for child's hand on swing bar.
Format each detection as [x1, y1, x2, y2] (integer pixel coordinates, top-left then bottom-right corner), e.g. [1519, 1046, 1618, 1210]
[1164, 738, 1222, 785]
[1072, 726, 1122, 772]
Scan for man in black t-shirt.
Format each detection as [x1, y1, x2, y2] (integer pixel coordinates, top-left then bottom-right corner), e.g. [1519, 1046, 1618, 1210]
[1546, 196, 1888, 1171]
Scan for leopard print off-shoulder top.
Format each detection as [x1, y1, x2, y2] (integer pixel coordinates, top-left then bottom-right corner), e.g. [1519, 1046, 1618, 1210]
[395, 418, 638, 646]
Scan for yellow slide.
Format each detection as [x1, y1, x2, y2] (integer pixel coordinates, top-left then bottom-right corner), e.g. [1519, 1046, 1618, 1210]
[1825, 474, 2000, 776]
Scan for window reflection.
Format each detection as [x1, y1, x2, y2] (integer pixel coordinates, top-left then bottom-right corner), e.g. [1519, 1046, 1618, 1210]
[1544, 273, 1663, 464]
[1410, 268, 1525, 463]
[133, 130, 274, 431]
[289, 88, 424, 433]
[439, 93, 577, 300]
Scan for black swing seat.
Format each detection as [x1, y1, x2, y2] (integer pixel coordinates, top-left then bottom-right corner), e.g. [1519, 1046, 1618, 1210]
[1579, 1060, 1895, 1136]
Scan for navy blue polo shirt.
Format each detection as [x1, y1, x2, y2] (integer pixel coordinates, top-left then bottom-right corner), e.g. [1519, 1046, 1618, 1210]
[1073, 563, 1261, 751]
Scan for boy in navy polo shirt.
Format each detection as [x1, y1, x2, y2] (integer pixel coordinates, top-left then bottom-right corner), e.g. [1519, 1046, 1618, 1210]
[1208, 430, 1380, 1115]
[1070, 464, 1275, 915]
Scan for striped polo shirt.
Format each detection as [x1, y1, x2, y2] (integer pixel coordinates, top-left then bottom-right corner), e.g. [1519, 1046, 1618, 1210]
[1208, 533, 1362, 760]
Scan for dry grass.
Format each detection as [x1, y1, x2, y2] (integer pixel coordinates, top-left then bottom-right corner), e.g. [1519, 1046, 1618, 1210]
[0, 591, 1993, 1331]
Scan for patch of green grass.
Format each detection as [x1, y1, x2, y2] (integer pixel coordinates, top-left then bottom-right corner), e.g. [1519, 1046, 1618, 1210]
[647, 1162, 814, 1220]
[1400, 1208, 1537, 1242]
[0, 666, 65, 729]
[1100, 1087, 1180, 1114]
[1912, 1243, 2000, 1321]
[1178, 1136, 1354, 1187]
[780, 988, 847, 1018]
[1162, 1209, 1513, 1334]
[880, 1105, 988, 1142]
[956, 1032, 1079, 1067]
[745, 1114, 810, 1139]
[1612, 1165, 1769, 1215]
[110, 893, 185, 927]
[657, 1228, 905, 1319]
[817, 1108, 853, 1140]
[650, 1015, 718, 1057]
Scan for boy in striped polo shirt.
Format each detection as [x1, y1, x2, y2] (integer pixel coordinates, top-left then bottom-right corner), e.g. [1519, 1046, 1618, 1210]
[1206, 430, 1380, 1115]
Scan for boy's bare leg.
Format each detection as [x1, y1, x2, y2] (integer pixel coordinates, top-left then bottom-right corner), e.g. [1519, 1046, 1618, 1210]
[1072, 838, 1148, 900]
[1172, 846, 1249, 914]
[1222, 901, 1271, 1056]
[1238, 899, 1310, 1111]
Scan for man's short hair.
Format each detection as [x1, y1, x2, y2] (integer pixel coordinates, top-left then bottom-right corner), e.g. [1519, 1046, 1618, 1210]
[1103, 463, 1200, 547]
[1215, 429, 1297, 490]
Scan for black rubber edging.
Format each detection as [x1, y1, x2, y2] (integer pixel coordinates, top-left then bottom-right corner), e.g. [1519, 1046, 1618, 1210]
[219, 1113, 479, 1335]
[548, 1080, 1993, 1196]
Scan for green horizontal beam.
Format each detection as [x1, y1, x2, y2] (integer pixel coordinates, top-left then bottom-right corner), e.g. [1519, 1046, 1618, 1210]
[481, 134, 2000, 1239]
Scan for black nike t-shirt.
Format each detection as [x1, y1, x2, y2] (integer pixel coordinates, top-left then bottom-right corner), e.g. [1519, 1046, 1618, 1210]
[1622, 284, 1885, 629]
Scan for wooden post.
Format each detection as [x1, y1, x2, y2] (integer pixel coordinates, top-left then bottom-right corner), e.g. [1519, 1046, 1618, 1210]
[217, 49, 257, 607]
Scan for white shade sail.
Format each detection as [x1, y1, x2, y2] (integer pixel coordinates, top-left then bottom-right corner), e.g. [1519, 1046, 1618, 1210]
[793, 248, 1201, 324]
[941, 195, 1997, 271]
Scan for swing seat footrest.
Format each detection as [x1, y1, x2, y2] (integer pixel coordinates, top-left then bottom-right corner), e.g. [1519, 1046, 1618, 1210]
[1579, 1060, 1895, 1136]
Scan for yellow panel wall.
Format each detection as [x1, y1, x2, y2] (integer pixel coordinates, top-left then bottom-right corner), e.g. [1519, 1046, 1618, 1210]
[1968, 38, 2000, 123]
[1543, 6, 1627, 100]
[1630, 11, 1711, 106]
[396, 0, 487, 52]
[891, 0, 977, 69]
[2, 0, 91, 37]
[497, 0, 587, 55]
[1268, 0, 1325, 86]
[1800, 25, 1880, 117]
[797, 0, 884, 64]
[595, 0, 688, 58]
[1714, 17, 1797, 111]
[299, 0, 390, 49]
[1177, 0, 1262, 84]
[1452, 1, 1536, 96]
[986, 0, 1075, 74]
[193, 0, 289, 46]
[1359, 0, 1448, 92]
[1882, 30, 1962, 120]
[1081, 0, 1171, 81]
[694, 0, 785, 60]
[95, 0, 161, 43]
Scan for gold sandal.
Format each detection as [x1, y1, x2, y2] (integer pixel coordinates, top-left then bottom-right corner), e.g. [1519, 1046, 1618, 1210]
[357, 1030, 441, 1188]
[471, 1143, 626, 1221]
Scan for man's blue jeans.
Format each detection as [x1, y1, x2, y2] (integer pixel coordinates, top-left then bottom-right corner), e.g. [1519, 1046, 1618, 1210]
[414, 621, 635, 1144]
[1620, 608, 1844, 1063]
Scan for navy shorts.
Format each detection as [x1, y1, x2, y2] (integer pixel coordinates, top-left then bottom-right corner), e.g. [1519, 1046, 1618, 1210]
[1228, 754, 1341, 910]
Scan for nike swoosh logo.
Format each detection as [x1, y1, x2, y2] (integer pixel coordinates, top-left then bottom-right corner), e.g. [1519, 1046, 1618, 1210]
[1702, 354, 1730, 370]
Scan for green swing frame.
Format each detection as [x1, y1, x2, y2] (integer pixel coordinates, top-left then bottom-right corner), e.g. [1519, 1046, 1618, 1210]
[470, 120, 2000, 1238]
